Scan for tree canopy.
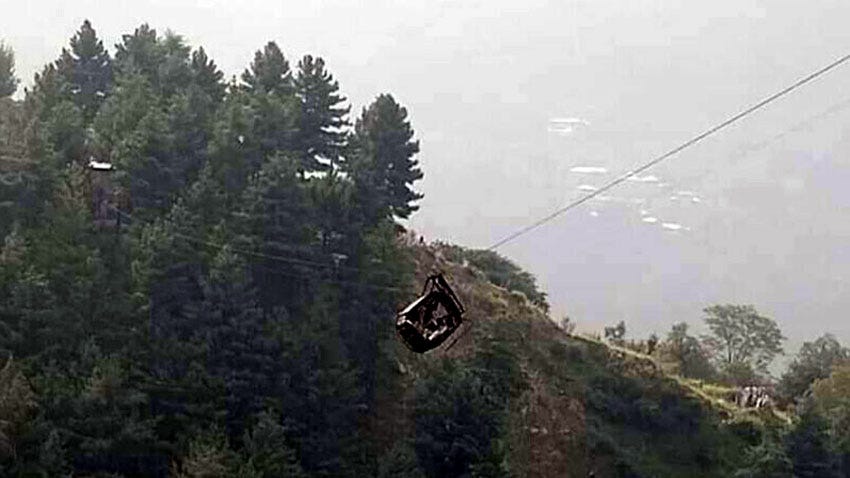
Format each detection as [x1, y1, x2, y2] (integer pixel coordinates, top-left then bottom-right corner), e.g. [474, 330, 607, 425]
[348, 94, 423, 220]
[780, 334, 849, 401]
[661, 322, 716, 380]
[0, 21, 426, 476]
[438, 243, 549, 311]
[702, 304, 784, 376]
[0, 42, 18, 98]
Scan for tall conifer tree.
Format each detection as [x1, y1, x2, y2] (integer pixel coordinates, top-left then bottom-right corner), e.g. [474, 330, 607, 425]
[294, 55, 350, 171]
[190, 47, 226, 105]
[236, 153, 316, 312]
[0, 42, 18, 98]
[349, 94, 423, 221]
[114, 24, 161, 80]
[55, 20, 113, 121]
[242, 42, 292, 96]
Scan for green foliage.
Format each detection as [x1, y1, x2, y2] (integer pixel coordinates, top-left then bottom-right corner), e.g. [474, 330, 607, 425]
[660, 322, 717, 380]
[377, 442, 425, 478]
[1, 26, 428, 475]
[0, 99, 35, 237]
[702, 304, 785, 376]
[25, 64, 87, 176]
[779, 334, 848, 402]
[173, 428, 241, 477]
[241, 412, 305, 478]
[810, 363, 850, 421]
[810, 363, 850, 471]
[0, 356, 36, 464]
[95, 74, 178, 212]
[721, 361, 760, 387]
[242, 42, 292, 96]
[114, 24, 165, 87]
[294, 55, 349, 171]
[414, 343, 519, 478]
[236, 152, 317, 311]
[733, 433, 793, 478]
[3, 21, 801, 478]
[190, 48, 226, 105]
[198, 257, 287, 439]
[0, 42, 18, 98]
[55, 20, 113, 121]
[786, 409, 842, 477]
[438, 244, 549, 311]
[582, 345, 743, 476]
[348, 94, 423, 220]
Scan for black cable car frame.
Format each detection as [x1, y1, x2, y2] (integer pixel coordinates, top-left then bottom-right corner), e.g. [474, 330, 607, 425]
[396, 273, 466, 353]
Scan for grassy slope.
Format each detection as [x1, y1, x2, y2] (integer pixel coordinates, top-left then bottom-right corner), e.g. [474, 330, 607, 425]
[372, 242, 785, 477]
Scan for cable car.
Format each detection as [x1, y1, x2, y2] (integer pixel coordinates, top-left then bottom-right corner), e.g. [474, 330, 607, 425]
[396, 273, 465, 353]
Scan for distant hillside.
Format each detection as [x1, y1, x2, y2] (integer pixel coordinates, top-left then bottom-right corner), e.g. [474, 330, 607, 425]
[373, 239, 787, 477]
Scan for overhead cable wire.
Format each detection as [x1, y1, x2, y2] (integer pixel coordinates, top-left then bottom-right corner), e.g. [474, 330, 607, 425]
[110, 207, 404, 291]
[487, 52, 850, 250]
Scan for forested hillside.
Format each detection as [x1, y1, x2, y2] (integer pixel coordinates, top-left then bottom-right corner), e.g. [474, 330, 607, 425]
[0, 21, 423, 476]
[2, 21, 850, 478]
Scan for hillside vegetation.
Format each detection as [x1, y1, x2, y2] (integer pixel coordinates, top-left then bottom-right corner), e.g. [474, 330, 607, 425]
[374, 240, 790, 478]
[2, 20, 850, 478]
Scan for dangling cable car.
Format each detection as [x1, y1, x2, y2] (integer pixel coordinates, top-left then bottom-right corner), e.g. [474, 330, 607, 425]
[396, 273, 465, 353]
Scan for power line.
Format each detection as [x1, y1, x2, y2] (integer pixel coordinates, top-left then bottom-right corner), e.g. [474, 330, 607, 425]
[488, 52, 850, 250]
[110, 207, 404, 291]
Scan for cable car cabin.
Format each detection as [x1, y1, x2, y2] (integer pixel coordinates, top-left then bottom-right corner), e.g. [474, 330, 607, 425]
[88, 159, 119, 229]
[396, 273, 465, 353]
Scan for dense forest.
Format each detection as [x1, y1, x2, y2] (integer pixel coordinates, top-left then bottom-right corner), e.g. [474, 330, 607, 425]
[2, 21, 850, 478]
[0, 20, 428, 476]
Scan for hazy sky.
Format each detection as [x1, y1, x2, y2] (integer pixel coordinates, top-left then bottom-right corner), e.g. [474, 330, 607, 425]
[4, 0, 850, 361]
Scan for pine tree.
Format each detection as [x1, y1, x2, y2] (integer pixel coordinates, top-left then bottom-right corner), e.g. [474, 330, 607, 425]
[0, 167, 97, 365]
[172, 427, 244, 477]
[336, 220, 411, 401]
[114, 24, 162, 81]
[55, 20, 113, 121]
[348, 94, 423, 221]
[137, 206, 227, 448]
[275, 289, 365, 477]
[242, 42, 292, 96]
[199, 251, 286, 439]
[65, 354, 167, 477]
[250, 91, 300, 166]
[94, 70, 211, 214]
[190, 47, 226, 106]
[241, 411, 305, 477]
[24, 63, 87, 176]
[206, 87, 262, 200]
[1, 24, 447, 476]
[294, 55, 350, 171]
[0, 96, 35, 236]
[0, 357, 36, 467]
[0, 42, 18, 98]
[236, 152, 317, 313]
